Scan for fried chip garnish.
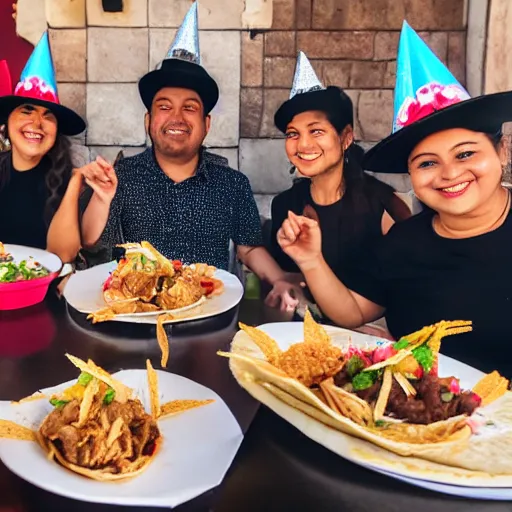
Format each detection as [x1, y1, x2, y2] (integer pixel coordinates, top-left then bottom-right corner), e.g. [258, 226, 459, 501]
[238, 322, 280, 366]
[87, 307, 117, 324]
[319, 378, 373, 427]
[11, 392, 47, 405]
[303, 309, 330, 345]
[374, 367, 392, 421]
[160, 399, 214, 418]
[65, 354, 132, 403]
[156, 314, 172, 368]
[146, 359, 160, 419]
[74, 377, 100, 428]
[472, 371, 509, 406]
[141, 241, 175, 276]
[393, 372, 417, 397]
[0, 420, 36, 441]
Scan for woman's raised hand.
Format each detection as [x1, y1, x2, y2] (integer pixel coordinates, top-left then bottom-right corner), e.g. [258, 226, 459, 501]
[77, 156, 118, 205]
[276, 211, 322, 270]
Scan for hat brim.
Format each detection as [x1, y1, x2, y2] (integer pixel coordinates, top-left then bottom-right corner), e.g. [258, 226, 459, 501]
[363, 91, 512, 174]
[138, 60, 219, 115]
[274, 86, 353, 133]
[0, 96, 86, 136]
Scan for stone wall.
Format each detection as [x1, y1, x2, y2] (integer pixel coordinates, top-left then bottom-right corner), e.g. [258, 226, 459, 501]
[240, 0, 468, 216]
[19, 0, 468, 218]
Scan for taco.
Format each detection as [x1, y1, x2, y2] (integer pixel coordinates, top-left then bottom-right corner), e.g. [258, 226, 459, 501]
[221, 314, 509, 451]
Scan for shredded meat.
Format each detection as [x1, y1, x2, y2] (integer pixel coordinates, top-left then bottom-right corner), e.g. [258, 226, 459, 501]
[39, 397, 160, 472]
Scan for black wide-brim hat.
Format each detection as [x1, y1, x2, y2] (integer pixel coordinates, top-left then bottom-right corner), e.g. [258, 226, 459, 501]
[274, 85, 353, 133]
[138, 59, 219, 115]
[0, 96, 86, 136]
[363, 91, 512, 174]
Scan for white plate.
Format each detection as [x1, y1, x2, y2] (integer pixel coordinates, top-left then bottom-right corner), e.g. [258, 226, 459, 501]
[1, 244, 62, 278]
[63, 261, 244, 324]
[228, 322, 512, 498]
[0, 370, 243, 508]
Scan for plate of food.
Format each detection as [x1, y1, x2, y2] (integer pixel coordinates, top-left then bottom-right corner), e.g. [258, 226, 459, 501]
[63, 241, 243, 326]
[218, 312, 512, 498]
[0, 243, 62, 310]
[0, 354, 243, 507]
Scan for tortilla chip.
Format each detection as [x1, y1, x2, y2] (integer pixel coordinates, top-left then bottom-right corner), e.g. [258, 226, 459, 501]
[74, 377, 100, 427]
[156, 314, 172, 368]
[0, 420, 36, 441]
[472, 371, 509, 406]
[238, 323, 280, 365]
[65, 354, 132, 403]
[141, 241, 175, 275]
[11, 392, 47, 404]
[160, 399, 214, 418]
[393, 372, 417, 397]
[146, 359, 160, 419]
[374, 367, 392, 420]
[303, 309, 330, 345]
[106, 417, 124, 448]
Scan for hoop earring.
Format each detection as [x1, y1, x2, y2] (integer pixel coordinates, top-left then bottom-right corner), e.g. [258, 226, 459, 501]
[288, 165, 296, 175]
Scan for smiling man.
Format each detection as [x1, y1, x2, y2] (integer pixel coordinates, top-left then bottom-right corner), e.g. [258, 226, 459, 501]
[80, 3, 301, 311]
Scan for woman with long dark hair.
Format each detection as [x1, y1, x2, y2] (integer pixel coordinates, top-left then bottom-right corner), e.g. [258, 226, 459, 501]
[277, 23, 512, 375]
[268, 52, 411, 323]
[0, 34, 89, 262]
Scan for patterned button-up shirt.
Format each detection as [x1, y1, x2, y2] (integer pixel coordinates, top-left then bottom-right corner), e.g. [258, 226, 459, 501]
[98, 148, 263, 270]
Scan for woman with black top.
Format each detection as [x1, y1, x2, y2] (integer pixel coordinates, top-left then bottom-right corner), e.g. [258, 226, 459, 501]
[0, 33, 94, 263]
[268, 51, 411, 322]
[276, 22, 512, 376]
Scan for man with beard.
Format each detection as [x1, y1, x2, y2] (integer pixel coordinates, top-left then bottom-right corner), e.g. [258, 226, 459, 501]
[80, 3, 301, 311]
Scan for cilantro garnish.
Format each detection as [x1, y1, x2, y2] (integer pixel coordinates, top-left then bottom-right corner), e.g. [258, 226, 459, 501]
[50, 398, 69, 408]
[77, 372, 93, 386]
[393, 338, 409, 350]
[412, 344, 434, 372]
[352, 371, 379, 391]
[346, 356, 365, 377]
[103, 388, 115, 405]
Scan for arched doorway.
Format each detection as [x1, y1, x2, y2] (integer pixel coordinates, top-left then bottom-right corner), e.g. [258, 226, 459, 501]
[0, 0, 34, 85]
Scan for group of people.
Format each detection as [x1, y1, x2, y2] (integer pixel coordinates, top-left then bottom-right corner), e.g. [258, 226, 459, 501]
[1, 4, 512, 375]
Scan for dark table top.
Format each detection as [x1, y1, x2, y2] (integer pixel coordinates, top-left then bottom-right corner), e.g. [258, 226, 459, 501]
[0, 288, 511, 511]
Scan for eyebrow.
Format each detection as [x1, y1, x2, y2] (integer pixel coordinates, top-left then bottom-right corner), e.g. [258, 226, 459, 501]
[410, 141, 478, 163]
[286, 121, 323, 131]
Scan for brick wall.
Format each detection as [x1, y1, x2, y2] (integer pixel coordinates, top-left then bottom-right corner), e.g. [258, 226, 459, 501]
[239, 0, 467, 215]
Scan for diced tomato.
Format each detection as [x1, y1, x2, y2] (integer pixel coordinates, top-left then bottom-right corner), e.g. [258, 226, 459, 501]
[345, 346, 372, 367]
[200, 280, 215, 295]
[372, 344, 397, 364]
[429, 358, 439, 376]
[449, 378, 461, 394]
[172, 260, 183, 270]
[102, 274, 113, 291]
[413, 366, 424, 379]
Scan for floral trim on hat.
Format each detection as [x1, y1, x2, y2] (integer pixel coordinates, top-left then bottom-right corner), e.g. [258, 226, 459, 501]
[14, 76, 59, 103]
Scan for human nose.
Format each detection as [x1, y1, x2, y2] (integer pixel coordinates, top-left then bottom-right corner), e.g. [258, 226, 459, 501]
[297, 133, 315, 153]
[439, 161, 462, 181]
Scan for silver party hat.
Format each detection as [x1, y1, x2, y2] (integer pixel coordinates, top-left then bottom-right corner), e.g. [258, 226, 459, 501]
[289, 51, 324, 99]
[159, 1, 200, 68]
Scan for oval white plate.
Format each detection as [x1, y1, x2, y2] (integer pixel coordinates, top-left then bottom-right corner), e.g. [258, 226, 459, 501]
[63, 261, 244, 324]
[0, 370, 243, 507]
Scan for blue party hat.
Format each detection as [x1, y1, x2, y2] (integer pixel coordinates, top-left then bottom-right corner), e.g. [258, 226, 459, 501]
[393, 21, 470, 132]
[160, 1, 200, 68]
[289, 51, 324, 99]
[14, 32, 59, 104]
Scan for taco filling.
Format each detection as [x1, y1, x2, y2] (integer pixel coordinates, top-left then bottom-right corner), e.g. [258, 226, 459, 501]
[333, 332, 482, 425]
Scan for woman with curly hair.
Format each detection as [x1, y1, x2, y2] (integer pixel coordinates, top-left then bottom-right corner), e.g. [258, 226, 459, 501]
[0, 34, 100, 263]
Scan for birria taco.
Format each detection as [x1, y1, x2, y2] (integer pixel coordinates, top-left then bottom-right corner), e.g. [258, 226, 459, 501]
[220, 312, 510, 463]
[0, 355, 214, 481]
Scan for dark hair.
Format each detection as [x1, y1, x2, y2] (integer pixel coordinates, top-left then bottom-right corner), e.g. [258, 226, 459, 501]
[324, 111, 409, 230]
[0, 134, 74, 226]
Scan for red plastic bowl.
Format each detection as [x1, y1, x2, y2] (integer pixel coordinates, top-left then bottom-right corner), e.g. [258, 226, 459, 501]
[0, 244, 62, 310]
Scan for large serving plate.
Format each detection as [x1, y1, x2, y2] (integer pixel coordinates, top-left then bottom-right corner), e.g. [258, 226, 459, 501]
[227, 322, 512, 499]
[0, 370, 243, 508]
[63, 261, 244, 324]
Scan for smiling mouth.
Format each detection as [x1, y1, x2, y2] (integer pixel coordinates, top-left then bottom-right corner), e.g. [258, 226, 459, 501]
[23, 131, 43, 142]
[439, 181, 471, 193]
[297, 153, 321, 162]
[164, 128, 189, 136]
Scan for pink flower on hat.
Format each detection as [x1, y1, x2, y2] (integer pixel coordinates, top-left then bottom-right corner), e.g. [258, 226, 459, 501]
[14, 76, 58, 103]
[396, 82, 469, 129]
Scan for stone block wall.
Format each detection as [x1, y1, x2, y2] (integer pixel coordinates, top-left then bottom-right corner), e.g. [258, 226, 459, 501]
[241, 0, 468, 217]
[30, 0, 468, 219]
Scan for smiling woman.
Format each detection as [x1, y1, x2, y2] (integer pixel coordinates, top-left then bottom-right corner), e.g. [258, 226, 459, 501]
[0, 32, 87, 263]
[275, 22, 512, 377]
[269, 52, 411, 324]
